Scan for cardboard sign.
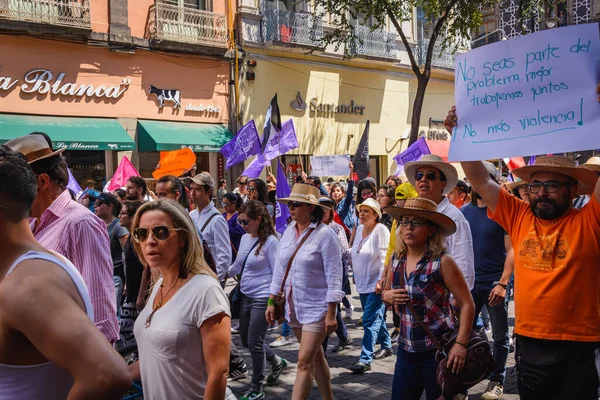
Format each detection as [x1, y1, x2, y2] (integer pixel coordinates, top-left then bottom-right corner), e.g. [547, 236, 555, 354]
[449, 23, 600, 161]
[310, 154, 351, 177]
[152, 148, 196, 180]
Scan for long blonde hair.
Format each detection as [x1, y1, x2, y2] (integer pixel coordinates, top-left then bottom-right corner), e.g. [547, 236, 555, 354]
[131, 199, 217, 280]
[394, 221, 447, 260]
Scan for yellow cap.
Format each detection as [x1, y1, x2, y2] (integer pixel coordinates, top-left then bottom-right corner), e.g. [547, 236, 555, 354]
[395, 182, 418, 200]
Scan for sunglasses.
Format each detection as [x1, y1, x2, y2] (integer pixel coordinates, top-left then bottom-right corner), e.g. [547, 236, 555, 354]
[361, 191, 373, 199]
[133, 226, 182, 243]
[400, 218, 429, 228]
[288, 201, 304, 208]
[248, 187, 257, 192]
[237, 218, 251, 226]
[222, 201, 231, 207]
[415, 171, 440, 182]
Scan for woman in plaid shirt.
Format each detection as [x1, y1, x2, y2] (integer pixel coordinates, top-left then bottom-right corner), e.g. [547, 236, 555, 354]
[382, 198, 474, 400]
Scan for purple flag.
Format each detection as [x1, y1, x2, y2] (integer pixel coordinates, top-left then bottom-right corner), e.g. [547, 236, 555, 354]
[275, 162, 291, 234]
[394, 137, 431, 166]
[528, 155, 536, 166]
[67, 168, 83, 197]
[242, 119, 298, 178]
[507, 173, 514, 183]
[220, 120, 261, 169]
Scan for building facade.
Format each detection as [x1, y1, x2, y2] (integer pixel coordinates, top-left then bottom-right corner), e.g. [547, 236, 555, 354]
[0, 0, 234, 189]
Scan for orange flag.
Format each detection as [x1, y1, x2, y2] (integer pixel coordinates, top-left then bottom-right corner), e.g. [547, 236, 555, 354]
[152, 148, 197, 180]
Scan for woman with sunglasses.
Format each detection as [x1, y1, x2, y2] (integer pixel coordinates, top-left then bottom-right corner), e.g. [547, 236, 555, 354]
[222, 192, 245, 262]
[266, 184, 343, 400]
[382, 198, 474, 400]
[249, 179, 275, 219]
[228, 201, 288, 400]
[129, 199, 232, 400]
[349, 198, 393, 374]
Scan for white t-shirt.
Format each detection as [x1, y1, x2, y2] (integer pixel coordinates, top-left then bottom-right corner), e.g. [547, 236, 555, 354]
[228, 234, 278, 299]
[134, 274, 230, 400]
[350, 223, 390, 294]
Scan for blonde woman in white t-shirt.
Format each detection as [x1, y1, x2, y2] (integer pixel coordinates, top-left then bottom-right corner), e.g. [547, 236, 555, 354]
[348, 198, 392, 375]
[128, 199, 232, 400]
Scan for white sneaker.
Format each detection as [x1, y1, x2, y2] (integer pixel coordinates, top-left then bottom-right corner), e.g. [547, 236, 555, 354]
[481, 381, 503, 400]
[269, 335, 292, 348]
[344, 304, 354, 320]
[453, 394, 468, 400]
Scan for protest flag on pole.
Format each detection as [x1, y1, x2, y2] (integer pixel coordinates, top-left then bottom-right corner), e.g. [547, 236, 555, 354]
[220, 120, 261, 169]
[260, 94, 282, 154]
[275, 160, 291, 234]
[352, 120, 370, 180]
[107, 156, 140, 192]
[66, 168, 83, 198]
[243, 119, 298, 178]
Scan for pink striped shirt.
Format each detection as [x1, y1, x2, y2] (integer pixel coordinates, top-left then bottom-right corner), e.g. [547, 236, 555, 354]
[30, 190, 119, 343]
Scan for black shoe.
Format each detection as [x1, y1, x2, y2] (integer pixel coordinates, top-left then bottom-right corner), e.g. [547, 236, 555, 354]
[349, 362, 371, 375]
[390, 329, 400, 340]
[332, 336, 352, 353]
[373, 348, 393, 360]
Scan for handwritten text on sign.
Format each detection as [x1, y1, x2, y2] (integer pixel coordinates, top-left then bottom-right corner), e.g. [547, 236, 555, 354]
[448, 23, 600, 162]
[310, 154, 351, 177]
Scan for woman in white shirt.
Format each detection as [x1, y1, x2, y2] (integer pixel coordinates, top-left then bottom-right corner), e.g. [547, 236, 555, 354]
[228, 200, 288, 400]
[128, 199, 231, 400]
[349, 198, 393, 375]
[266, 184, 344, 400]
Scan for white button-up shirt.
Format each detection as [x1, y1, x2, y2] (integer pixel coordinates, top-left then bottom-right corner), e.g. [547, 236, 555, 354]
[270, 221, 344, 325]
[351, 223, 390, 294]
[190, 202, 232, 281]
[437, 197, 475, 290]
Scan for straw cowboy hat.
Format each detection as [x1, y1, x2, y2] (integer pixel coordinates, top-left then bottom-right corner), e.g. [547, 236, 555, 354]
[4, 134, 65, 163]
[404, 154, 459, 195]
[356, 198, 382, 219]
[506, 178, 528, 192]
[384, 197, 457, 236]
[277, 183, 326, 208]
[513, 156, 598, 195]
[579, 156, 600, 173]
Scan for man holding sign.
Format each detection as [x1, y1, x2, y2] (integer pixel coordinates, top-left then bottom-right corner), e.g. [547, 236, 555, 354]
[443, 83, 600, 399]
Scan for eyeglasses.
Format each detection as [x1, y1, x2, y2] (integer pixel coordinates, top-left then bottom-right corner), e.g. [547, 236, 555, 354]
[415, 171, 439, 182]
[133, 226, 182, 243]
[288, 201, 304, 208]
[528, 181, 571, 194]
[222, 202, 231, 207]
[237, 218, 251, 226]
[361, 191, 373, 199]
[400, 219, 429, 228]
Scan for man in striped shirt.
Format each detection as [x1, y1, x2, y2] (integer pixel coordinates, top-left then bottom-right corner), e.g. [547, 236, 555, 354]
[5, 133, 119, 343]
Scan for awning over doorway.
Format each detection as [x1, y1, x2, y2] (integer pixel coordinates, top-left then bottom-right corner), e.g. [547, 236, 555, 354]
[137, 120, 233, 152]
[0, 114, 135, 151]
[425, 139, 450, 162]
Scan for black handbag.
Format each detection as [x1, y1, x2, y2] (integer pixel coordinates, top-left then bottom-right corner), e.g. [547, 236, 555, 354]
[228, 239, 259, 319]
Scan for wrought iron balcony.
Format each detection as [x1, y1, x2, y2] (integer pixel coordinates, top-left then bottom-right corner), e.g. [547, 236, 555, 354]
[351, 24, 397, 60]
[263, 8, 323, 47]
[416, 39, 456, 69]
[0, 0, 91, 29]
[147, 2, 227, 47]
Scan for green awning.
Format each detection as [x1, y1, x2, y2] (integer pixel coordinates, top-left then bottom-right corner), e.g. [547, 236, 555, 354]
[0, 114, 135, 151]
[137, 120, 232, 152]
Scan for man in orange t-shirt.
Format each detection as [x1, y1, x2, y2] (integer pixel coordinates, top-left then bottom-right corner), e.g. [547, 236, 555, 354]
[444, 93, 600, 399]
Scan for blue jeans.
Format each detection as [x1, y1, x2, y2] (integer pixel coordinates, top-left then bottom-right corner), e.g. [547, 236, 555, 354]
[113, 275, 123, 319]
[471, 282, 510, 384]
[359, 292, 392, 364]
[392, 348, 441, 400]
[281, 320, 291, 337]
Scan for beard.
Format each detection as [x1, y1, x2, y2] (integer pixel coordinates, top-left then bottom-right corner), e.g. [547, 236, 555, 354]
[530, 193, 571, 220]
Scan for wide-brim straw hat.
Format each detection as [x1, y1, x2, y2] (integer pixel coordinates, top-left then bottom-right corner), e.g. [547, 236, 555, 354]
[278, 183, 326, 208]
[384, 197, 457, 236]
[506, 178, 528, 192]
[4, 134, 65, 163]
[405, 154, 458, 195]
[579, 156, 600, 173]
[357, 198, 382, 219]
[513, 156, 598, 195]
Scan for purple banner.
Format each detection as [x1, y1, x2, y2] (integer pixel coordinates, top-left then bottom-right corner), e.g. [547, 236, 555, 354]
[275, 161, 291, 234]
[220, 120, 261, 169]
[67, 168, 83, 197]
[393, 137, 431, 166]
[242, 119, 298, 178]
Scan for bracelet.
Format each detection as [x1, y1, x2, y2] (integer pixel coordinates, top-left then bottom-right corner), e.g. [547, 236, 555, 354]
[267, 298, 277, 307]
[455, 341, 468, 349]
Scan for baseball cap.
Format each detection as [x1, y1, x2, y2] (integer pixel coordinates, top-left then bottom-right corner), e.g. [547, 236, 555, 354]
[395, 182, 418, 200]
[455, 180, 470, 194]
[189, 173, 215, 189]
[88, 192, 121, 211]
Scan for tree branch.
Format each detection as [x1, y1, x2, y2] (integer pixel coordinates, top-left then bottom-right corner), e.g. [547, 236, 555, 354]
[424, 0, 459, 75]
[387, 7, 421, 78]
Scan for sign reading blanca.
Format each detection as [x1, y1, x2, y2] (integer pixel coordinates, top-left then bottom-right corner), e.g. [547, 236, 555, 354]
[0, 68, 130, 99]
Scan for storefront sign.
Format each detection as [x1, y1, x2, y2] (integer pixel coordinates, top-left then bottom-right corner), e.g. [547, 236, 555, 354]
[185, 103, 222, 113]
[181, 144, 222, 152]
[290, 92, 365, 116]
[0, 68, 131, 99]
[54, 141, 135, 151]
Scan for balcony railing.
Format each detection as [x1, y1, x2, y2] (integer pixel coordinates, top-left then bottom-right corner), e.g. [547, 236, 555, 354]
[147, 2, 227, 47]
[416, 39, 456, 69]
[0, 0, 91, 29]
[351, 24, 397, 59]
[263, 8, 323, 47]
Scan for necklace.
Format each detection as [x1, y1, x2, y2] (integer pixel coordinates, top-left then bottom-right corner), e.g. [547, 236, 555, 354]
[144, 279, 179, 329]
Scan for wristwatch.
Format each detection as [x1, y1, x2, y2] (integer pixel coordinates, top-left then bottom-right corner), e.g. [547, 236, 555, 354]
[493, 281, 508, 289]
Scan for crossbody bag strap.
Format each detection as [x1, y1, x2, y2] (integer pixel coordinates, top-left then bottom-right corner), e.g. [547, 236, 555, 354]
[397, 259, 445, 353]
[278, 227, 315, 294]
[240, 239, 260, 277]
[200, 212, 220, 233]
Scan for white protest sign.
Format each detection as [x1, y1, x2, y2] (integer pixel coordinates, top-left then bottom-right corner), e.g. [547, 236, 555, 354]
[310, 154, 351, 176]
[449, 23, 600, 162]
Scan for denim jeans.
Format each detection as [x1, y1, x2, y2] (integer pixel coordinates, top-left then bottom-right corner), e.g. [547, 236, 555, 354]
[359, 292, 392, 364]
[392, 348, 441, 400]
[471, 282, 510, 384]
[281, 320, 291, 337]
[113, 275, 123, 319]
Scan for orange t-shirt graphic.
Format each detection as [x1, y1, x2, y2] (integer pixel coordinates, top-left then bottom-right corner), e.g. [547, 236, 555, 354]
[489, 189, 600, 342]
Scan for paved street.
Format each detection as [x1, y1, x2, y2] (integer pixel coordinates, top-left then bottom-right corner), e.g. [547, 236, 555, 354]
[228, 283, 519, 400]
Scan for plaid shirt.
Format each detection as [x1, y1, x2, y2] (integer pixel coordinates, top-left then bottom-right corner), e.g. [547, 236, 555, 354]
[391, 252, 455, 353]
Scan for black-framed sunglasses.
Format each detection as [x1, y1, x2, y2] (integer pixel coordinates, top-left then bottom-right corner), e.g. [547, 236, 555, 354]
[415, 171, 439, 182]
[133, 226, 182, 243]
[248, 187, 257, 192]
[288, 201, 304, 208]
[237, 218, 251, 226]
[400, 218, 429, 228]
[528, 181, 571, 194]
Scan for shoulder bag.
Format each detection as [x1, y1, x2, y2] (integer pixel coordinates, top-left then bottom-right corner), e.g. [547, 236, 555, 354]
[395, 258, 495, 397]
[274, 227, 315, 322]
[227, 239, 260, 319]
